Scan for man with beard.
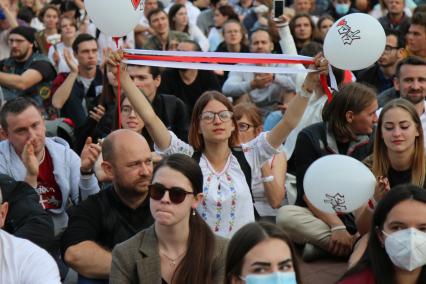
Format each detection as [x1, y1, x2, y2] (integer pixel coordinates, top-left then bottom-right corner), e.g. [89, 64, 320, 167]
[62, 129, 155, 283]
[356, 30, 403, 93]
[0, 26, 56, 117]
[158, 40, 220, 120]
[377, 56, 426, 149]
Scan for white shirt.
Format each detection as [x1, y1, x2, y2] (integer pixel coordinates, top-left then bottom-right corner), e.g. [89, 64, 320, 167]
[47, 42, 78, 74]
[155, 131, 279, 238]
[0, 230, 60, 284]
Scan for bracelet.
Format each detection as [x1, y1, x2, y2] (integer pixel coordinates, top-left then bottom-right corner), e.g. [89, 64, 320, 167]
[330, 225, 346, 232]
[261, 176, 274, 183]
[299, 85, 313, 98]
[367, 197, 377, 212]
[80, 168, 94, 176]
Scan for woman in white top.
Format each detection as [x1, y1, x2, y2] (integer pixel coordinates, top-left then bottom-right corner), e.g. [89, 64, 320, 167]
[48, 16, 78, 73]
[208, 5, 239, 51]
[108, 50, 328, 237]
[234, 102, 286, 219]
[168, 3, 209, 52]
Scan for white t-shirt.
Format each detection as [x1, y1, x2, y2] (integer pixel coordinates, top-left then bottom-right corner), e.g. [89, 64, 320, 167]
[155, 131, 279, 238]
[0, 230, 60, 284]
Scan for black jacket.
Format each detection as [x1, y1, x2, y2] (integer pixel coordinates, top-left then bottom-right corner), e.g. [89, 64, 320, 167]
[0, 174, 55, 253]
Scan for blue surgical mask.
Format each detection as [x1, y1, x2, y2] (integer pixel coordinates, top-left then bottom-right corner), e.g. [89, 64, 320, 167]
[335, 3, 350, 15]
[241, 272, 297, 284]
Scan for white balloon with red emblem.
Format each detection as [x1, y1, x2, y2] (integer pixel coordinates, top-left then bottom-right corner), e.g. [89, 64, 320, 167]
[323, 13, 386, 71]
[85, 0, 144, 37]
[303, 154, 376, 213]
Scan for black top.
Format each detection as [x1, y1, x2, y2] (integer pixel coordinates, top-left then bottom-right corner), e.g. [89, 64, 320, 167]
[158, 68, 221, 119]
[61, 186, 154, 254]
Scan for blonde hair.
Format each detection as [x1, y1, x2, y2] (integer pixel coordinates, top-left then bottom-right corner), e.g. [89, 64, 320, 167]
[372, 99, 425, 187]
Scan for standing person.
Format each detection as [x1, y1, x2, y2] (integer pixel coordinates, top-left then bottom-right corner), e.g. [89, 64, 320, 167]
[277, 83, 378, 261]
[338, 184, 426, 284]
[224, 222, 302, 284]
[48, 16, 78, 74]
[34, 5, 60, 55]
[378, 0, 411, 37]
[62, 129, 155, 283]
[110, 154, 228, 284]
[168, 3, 209, 51]
[234, 102, 286, 219]
[289, 13, 317, 54]
[108, 50, 328, 237]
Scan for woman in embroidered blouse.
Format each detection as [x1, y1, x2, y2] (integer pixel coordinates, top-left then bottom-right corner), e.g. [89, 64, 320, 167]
[111, 154, 228, 284]
[107, 51, 328, 237]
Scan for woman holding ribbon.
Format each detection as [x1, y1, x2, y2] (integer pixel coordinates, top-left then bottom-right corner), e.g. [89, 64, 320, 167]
[107, 50, 328, 237]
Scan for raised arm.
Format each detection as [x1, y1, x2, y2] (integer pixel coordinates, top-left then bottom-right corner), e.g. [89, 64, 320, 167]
[266, 54, 328, 148]
[108, 51, 171, 150]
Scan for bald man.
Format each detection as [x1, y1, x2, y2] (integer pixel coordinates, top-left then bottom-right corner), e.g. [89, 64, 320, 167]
[61, 130, 155, 282]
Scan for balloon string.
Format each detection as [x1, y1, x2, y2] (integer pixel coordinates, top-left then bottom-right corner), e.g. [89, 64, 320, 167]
[123, 53, 315, 65]
[113, 37, 122, 129]
[320, 74, 333, 102]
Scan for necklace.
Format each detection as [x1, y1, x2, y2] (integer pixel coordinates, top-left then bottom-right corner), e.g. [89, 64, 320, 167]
[160, 250, 186, 267]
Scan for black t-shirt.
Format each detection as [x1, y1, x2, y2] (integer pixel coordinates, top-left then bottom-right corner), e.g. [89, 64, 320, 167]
[61, 186, 154, 253]
[29, 60, 57, 81]
[158, 68, 221, 117]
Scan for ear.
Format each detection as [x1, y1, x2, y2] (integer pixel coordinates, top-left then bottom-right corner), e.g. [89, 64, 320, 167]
[255, 125, 263, 136]
[393, 76, 400, 91]
[154, 75, 161, 88]
[101, 161, 114, 180]
[192, 193, 203, 209]
[0, 126, 8, 139]
[0, 202, 9, 228]
[346, 110, 354, 123]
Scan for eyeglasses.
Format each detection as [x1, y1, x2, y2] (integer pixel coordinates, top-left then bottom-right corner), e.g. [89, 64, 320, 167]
[200, 110, 233, 123]
[148, 183, 194, 204]
[121, 105, 134, 115]
[238, 122, 257, 132]
[384, 45, 399, 52]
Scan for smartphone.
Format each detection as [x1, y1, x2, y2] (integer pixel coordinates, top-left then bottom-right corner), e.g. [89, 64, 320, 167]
[273, 0, 285, 19]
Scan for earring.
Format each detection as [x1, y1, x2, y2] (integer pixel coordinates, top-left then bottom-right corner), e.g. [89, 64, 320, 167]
[192, 209, 196, 216]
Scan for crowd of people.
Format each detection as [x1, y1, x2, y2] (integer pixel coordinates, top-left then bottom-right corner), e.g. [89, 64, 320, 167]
[0, 0, 426, 283]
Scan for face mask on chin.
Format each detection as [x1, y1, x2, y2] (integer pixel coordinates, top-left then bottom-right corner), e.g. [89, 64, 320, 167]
[383, 228, 426, 271]
[241, 271, 297, 284]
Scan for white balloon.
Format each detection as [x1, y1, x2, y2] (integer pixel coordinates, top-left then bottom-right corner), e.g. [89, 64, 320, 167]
[323, 13, 386, 71]
[85, 0, 144, 37]
[304, 155, 375, 213]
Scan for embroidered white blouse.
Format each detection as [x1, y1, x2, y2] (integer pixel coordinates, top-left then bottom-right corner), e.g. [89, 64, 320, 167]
[155, 131, 279, 238]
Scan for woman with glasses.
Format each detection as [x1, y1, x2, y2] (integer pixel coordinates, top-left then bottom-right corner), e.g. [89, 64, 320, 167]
[107, 50, 328, 237]
[110, 154, 228, 284]
[234, 102, 286, 220]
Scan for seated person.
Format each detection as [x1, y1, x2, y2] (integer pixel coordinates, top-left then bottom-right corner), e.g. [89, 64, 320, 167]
[277, 83, 378, 261]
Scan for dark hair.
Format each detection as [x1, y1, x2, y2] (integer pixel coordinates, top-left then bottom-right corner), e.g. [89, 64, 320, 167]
[340, 184, 426, 284]
[188, 91, 239, 151]
[322, 82, 377, 141]
[411, 11, 426, 29]
[147, 8, 167, 24]
[37, 4, 59, 23]
[385, 29, 405, 48]
[168, 4, 188, 33]
[72, 33, 97, 53]
[127, 64, 161, 79]
[180, 39, 202, 51]
[316, 14, 335, 30]
[216, 5, 239, 23]
[153, 154, 216, 284]
[299, 41, 323, 57]
[395, 56, 426, 79]
[224, 222, 302, 284]
[0, 97, 40, 130]
[289, 13, 316, 44]
[60, 0, 81, 20]
[17, 7, 34, 24]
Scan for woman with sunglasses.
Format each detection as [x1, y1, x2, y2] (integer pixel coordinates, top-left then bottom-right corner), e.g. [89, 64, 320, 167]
[234, 102, 286, 220]
[107, 51, 328, 237]
[110, 154, 227, 284]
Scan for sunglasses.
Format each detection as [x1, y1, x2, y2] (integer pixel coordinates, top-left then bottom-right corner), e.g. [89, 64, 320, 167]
[148, 183, 194, 204]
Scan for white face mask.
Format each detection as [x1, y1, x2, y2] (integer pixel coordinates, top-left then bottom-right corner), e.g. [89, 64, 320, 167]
[383, 228, 426, 271]
[240, 271, 297, 284]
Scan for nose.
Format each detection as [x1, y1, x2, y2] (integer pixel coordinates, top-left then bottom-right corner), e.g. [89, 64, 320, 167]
[372, 113, 378, 124]
[212, 113, 222, 124]
[412, 79, 421, 90]
[139, 162, 152, 176]
[160, 190, 171, 203]
[129, 109, 137, 117]
[392, 126, 402, 137]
